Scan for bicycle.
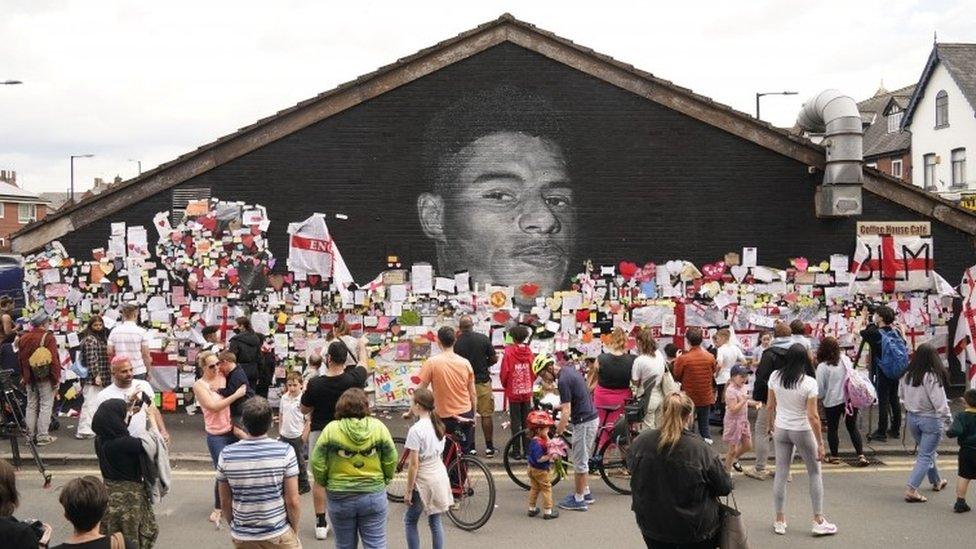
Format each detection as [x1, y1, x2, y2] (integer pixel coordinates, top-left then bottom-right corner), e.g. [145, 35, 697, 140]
[503, 401, 638, 495]
[386, 416, 495, 531]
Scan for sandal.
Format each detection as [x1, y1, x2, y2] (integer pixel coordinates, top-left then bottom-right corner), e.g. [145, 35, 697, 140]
[933, 479, 948, 492]
[824, 456, 840, 464]
[905, 492, 928, 503]
[856, 456, 870, 467]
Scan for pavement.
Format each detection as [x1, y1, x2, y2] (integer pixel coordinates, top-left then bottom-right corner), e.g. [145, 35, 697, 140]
[13, 460, 976, 548]
[3, 399, 968, 467]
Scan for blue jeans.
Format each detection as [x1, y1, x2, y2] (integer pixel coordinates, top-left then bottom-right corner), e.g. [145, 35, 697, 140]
[906, 413, 943, 490]
[404, 490, 444, 549]
[328, 490, 388, 549]
[206, 432, 238, 509]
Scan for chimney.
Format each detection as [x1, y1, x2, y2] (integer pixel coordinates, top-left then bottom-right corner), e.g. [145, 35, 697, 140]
[0, 170, 16, 187]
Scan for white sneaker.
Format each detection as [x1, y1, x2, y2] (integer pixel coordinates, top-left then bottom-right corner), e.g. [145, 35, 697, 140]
[773, 521, 787, 535]
[704, 438, 714, 445]
[811, 519, 837, 536]
[315, 524, 330, 540]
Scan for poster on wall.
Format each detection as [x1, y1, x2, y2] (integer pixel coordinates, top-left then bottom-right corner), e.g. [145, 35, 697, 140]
[852, 222, 934, 293]
[372, 362, 423, 407]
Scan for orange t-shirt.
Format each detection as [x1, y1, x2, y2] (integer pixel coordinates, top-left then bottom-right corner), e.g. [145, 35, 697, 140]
[419, 351, 475, 418]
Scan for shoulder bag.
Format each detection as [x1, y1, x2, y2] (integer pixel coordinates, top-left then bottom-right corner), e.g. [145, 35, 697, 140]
[719, 492, 749, 549]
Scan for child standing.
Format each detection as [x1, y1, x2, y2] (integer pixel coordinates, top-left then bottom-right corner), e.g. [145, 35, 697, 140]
[500, 324, 535, 460]
[723, 364, 759, 472]
[526, 410, 559, 519]
[404, 388, 453, 549]
[947, 388, 976, 513]
[278, 371, 311, 493]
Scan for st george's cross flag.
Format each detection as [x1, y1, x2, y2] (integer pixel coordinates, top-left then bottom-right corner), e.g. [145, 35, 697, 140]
[850, 234, 934, 294]
[953, 265, 976, 385]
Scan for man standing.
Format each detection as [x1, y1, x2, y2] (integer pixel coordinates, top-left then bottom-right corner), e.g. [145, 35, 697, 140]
[417, 326, 477, 454]
[95, 356, 170, 443]
[300, 342, 368, 540]
[218, 397, 302, 549]
[539, 354, 597, 512]
[861, 305, 905, 442]
[453, 315, 497, 457]
[673, 328, 719, 443]
[17, 311, 61, 445]
[107, 303, 153, 381]
[745, 321, 792, 480]
[202, 325, 223, 353]
[217, 351, 255, 429]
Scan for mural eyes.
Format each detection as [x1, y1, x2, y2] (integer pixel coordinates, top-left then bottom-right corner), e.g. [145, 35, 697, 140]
[481, 191, 517, 202]
[544, 195, 573, 208]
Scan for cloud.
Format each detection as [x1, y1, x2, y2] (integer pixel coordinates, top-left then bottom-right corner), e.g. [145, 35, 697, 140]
[1, 0, 973, 193]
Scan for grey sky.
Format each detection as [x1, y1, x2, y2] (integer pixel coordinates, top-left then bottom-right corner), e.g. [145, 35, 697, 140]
[1, 0, 973, 193]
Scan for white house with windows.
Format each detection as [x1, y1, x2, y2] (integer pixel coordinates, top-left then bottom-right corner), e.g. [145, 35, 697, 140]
[902, 43, 976, 194]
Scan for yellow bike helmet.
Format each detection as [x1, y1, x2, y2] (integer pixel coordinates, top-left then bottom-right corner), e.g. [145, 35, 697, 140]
[531, 353, 555, 375]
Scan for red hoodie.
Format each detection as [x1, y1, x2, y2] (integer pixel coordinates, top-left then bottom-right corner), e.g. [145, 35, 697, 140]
[499, 344, 535, 403]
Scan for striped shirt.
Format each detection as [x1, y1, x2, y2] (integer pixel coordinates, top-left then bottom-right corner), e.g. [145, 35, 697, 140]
[107, 321, 150, 375]
[216, 437, 298, 541]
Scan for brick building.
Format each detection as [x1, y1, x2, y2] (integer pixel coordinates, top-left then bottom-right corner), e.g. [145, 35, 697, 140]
[11, 15, 976, 287]
[0, 170, 49, 251]
[859, 84, 914, 184]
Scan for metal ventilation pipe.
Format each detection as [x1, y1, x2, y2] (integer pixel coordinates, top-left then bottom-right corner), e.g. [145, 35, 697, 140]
[796, 89, 863, 217]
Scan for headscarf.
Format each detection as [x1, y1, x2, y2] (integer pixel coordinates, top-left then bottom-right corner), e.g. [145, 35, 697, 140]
[92, 399, 130, 441]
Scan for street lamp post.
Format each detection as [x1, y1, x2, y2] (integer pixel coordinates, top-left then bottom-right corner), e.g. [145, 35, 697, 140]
[70, 154, 94, 202]
[128, 159, 142, 175]
[756, 91, 799, 120]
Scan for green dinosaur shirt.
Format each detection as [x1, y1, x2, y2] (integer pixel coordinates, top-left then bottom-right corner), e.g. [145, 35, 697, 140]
[310, 416, 398, 493]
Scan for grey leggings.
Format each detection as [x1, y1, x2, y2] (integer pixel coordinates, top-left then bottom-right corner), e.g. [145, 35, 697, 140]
[773, 428, 823, 516]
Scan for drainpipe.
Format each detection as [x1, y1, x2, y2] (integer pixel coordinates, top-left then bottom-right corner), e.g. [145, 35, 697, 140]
[796, 89, 863, 217]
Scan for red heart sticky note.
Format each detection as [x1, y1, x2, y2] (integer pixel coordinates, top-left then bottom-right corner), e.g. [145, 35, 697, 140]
[519, 282, 540, 298]
[618, 261, 638, 279]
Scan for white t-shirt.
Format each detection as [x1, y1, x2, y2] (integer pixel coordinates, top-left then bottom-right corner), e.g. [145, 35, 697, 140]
[768, 370, 818, 431]
[278, 393, 306, 439]
[94, 380, 155, 437]
[715, 343, 746, 385]
[631, 351, 666, 387]
[405, 416, 445, 463]
[108, 321, 151, 375]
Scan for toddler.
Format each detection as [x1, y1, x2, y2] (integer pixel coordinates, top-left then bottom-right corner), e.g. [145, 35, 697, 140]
[526, 410, 559, 519]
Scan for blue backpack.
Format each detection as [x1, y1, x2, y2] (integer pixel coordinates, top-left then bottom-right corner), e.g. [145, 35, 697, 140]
[878, 329, 909, 379]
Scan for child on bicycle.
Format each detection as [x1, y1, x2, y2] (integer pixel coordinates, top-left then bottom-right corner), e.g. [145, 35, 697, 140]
[723, 364, 760, 472]
[404, 388, 454, 549]
[526, 410, 559, 519]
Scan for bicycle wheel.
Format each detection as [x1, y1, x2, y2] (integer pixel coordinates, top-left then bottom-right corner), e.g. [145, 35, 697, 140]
[386, 436, 409, 502]
[446, 455, 495, 531]
[597, 438, 631, 495]
[503, 429, 565, 490]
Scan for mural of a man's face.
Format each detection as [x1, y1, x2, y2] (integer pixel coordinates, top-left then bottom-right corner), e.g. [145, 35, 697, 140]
[418, 131, 576, 299]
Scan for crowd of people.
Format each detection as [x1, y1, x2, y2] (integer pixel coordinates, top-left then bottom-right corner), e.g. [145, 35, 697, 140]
[2, 302, 976, 549]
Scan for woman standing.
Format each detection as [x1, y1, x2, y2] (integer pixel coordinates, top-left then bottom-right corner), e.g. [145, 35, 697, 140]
[628, 392, 732, 548]
[631, 328, 675, 430]
[311, 388, 397, 549]
[0, 296, 16, 337]
[900, 343, 953, 502]
[329, 319, 368, 367]
[767, 344, 837, 536]
[192, 351, 247, 527]
[403, 388, 452, 549]
[76, 316, 111, 440]
[815, 337, 869, 466]
[92, 399, 159, 548]
[593, 327, 635, 446]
